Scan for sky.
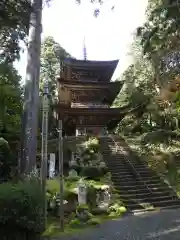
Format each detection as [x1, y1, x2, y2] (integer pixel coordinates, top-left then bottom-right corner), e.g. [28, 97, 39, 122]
[15, 0, 148, 81]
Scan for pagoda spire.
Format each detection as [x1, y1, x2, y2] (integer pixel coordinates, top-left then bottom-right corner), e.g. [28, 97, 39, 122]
[83, 36, 87, 60]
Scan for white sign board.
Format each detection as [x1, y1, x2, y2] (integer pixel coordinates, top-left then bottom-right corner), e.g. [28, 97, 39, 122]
[49, 153, 55, 178]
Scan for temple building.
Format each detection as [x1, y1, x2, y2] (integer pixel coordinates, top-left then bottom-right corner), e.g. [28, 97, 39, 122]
[54, 58, 129, 137]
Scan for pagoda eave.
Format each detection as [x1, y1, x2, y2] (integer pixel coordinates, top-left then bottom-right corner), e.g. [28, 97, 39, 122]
[61, 113, 125, 129]
[57, 78, 123, 89]
[54, 106, 129, 117]
[57, 81, 123, 105]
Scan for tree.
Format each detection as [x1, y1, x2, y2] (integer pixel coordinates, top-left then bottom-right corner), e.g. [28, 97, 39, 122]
[0, 0, 31, 63]
[38, 36, 74, 143]
[40, 36, 73, 96]
[0, 63, 22, 177]
[115, 30, 180, 134]
[0, 63, 22, 143]
[137, 0, 180, 89]
[21, 0, 43, 174]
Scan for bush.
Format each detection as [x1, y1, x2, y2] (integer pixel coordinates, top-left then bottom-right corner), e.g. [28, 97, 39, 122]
[81, 166, 108, 179]
[66, 175, 80, 182]
[87, 218, 101, 225]
[87, 185, 97, 209]
[68, 218, 82, 228]
[47, 178, 78, 216]
[108, 203, 127, 217]
[0, 179, 44, 239]
[70, 165, 82, 174]
[0, 138, 14, 181]
[76, 204, 92, 222]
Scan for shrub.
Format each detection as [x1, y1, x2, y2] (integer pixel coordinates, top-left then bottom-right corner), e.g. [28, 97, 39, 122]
[0, 138, 14, 181]
[66, 175, 80, 182]
[47, 178, 78, 216]
[87, 185, 97, 209]
[76, 204, 92, 222]
[70, 165, 82, 174]
[108, 203, 127, 217]
[81, 166, 108, 179]
[0, 179, 44, 239]
[87, 218, 101, 225]
[68, 218, 82, 228]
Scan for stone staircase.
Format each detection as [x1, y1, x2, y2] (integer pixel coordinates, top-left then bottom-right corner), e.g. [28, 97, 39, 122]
[99, 136, 180, 212]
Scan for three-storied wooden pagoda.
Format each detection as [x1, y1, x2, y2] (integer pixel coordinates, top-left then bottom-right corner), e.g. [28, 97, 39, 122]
[55, 58, 129, 136]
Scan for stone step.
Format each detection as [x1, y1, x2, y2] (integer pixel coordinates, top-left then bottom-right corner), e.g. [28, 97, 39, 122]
[120, 198, 148, 207]
[108, 162, 147, 168]
[109, 168, 156, 174]
[120, 190, 175, 198]
[107, 164, 143, 169]
[121, 195, 177, 202]
[111, 173, 159, 180]
[113, 179, 165, 187]
[115, 187, 171, 195]
[99, 137, 180, 211]
[151, 199, 180, 207]
[114, 182, 169, 190]
[122, 202, 145, 211]
[111, 170, 157, 176]
[112, 178, 161, 185]
[115, 185, 176, 198]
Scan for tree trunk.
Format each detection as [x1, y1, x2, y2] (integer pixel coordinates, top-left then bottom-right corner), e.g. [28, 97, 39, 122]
[20, 0, 42, 174]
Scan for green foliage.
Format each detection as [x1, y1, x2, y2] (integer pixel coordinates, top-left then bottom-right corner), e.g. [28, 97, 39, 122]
[116, 15, 180, 135]
[87, 217, 101, 225]
[0, 63, 22, 145]
[0, 0, 31, 63]
[39, 36, 74, 141]
[76, 137, 101, 167]
[68, 218, 82, 228]
[46, 178, 77, 216]
[81, 166, 108, 179]
[86, 184, 97, 209]
[76, 204, 92, 222]
[0, 179, 44, 238]
[0, 138, 15, 181]
[136, 0, 180, 90]
[108, 203, 127, 217]
[139, 0, 180, 56]
[40, 36, 73, 96]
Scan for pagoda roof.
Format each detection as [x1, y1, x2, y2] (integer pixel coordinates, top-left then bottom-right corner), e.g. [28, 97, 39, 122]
[64, 58, 119, 68]
[57, 80, 123, 104]
[63, 58, 119, 83]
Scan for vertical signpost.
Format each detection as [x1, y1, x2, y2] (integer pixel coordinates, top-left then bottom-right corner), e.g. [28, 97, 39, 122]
[41, 81, 49, 230]
[58, 119, 64, 231]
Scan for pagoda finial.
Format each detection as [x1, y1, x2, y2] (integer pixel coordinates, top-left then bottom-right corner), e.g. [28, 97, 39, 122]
[83, 36, 87, 60]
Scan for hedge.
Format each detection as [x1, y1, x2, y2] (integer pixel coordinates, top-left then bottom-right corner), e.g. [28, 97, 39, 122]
[0, 179, 45, 240]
